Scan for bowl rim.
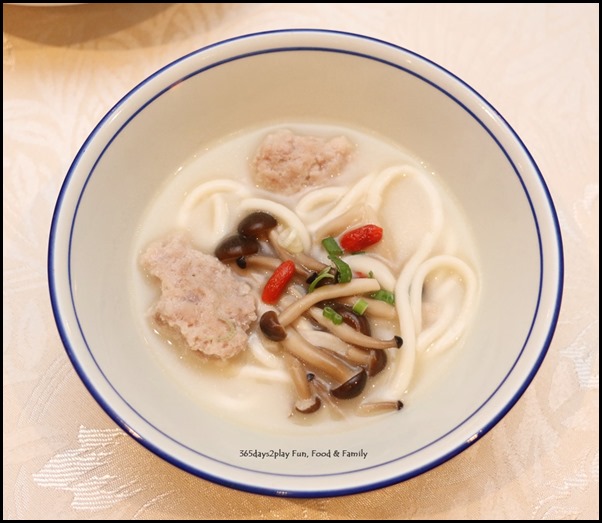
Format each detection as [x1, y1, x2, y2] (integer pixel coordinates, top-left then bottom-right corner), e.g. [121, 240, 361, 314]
[48, 28, 564, 497]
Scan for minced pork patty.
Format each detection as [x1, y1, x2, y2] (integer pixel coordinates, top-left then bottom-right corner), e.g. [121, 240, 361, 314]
[252, 129, 353, 195]
[140, 234, 256, 359]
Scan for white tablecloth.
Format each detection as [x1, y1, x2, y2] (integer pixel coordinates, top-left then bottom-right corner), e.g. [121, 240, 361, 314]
[3, 3, 598, 519]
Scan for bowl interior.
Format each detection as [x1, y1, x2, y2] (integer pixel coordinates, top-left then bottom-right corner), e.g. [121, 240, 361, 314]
[51, 30, 562, 495]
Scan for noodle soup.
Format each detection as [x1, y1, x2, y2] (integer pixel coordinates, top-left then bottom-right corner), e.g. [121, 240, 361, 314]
[132, 123, 479, 432]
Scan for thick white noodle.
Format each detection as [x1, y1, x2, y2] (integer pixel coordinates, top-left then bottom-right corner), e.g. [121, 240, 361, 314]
[410, 254, 477, 350]
[248, 332, 285, 370]
[177, 179, 249, 227]
[411, 256, 478, 355]
[177, 179, 250, 251]
[236, 333, 290, 384]
[302, 171, 378, 234]
[313, 205, 378, 240]
[342, 254, 397, 291]
[369, 165, 445, 401]
[413, 276, 457, 350]
[295, 186, 347, 221]
[417, 299, 456, 352]
[410, 258, 456, 335]
[235, 366, 292, 384]
[210, 193, 229, 237]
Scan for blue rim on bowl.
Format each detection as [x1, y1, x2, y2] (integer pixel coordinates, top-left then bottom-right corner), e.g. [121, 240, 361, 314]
[48, 29, 564, 497]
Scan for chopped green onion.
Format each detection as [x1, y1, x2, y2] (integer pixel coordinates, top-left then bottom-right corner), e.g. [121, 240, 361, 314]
[352, 298, 369, 315]
[371, 289, 396, 305]
[323, 306, 343, 325]
[307, 267, 335, 293]
[328, 255, 352, 283]
[321, 236, 343, 256]
[368, 270, 374, 278]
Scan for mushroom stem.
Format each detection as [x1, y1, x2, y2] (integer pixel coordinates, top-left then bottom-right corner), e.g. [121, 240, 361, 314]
[347, 347, 388, 376]
[243, 255, 309, 277]
[281, 328, 367, 399]
[357, 401, 404, 416]
[278, 278, 381, 327]
[311, 376, 346, 419]
[296, 328, 388, 377]
[338, 296, 398, 320]
[296, 251, 329, 273]
[268, 229, 326, 273]
[286, 354, 321, 414]
[307, 307, 402, 349]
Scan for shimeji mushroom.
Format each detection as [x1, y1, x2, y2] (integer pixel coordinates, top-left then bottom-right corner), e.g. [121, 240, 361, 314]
[268, 229, 326, 273]
[237, 211, 278, 239]
[278, 278, 381, 327]
[322, 302, 372, 335]
[296, 316, 388, 377]
[281, 328, 367, 399]
[232, 212, 322, 277]
[285, 354, 321, 414]
[307, 307, 402, 350]
[214, 234, 260, 261]
[346, 346, 388, 376]
[338, 295, 398, 320]
[215, 211, 405, 418]
[356, 401, 404, 416]
[259, 311, 287, 341]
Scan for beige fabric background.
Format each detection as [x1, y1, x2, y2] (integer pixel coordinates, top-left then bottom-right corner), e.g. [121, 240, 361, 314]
[3, 3, 598, 520]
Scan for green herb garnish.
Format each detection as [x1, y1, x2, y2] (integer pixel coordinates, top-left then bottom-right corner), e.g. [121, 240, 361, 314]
[323, 306, 343, 325]
[370, 289, 395, 305]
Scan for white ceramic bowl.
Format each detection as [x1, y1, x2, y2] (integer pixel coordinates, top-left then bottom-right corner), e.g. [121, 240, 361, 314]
[48, 29, 563, 497]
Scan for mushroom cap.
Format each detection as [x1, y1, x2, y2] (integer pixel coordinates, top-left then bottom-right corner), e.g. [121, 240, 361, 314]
[322, 302, 371, 335]
[214, 234, 260, 261]
[331, 368, 367, 399]
[237, 211, 278, 239]
[366, 349, 388, 376]
[259, 311, 287, 341]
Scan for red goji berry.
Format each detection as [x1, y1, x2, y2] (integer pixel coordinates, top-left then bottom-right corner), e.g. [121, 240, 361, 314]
[339, 224, 383, 252]
[261, 259, 296, 304]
